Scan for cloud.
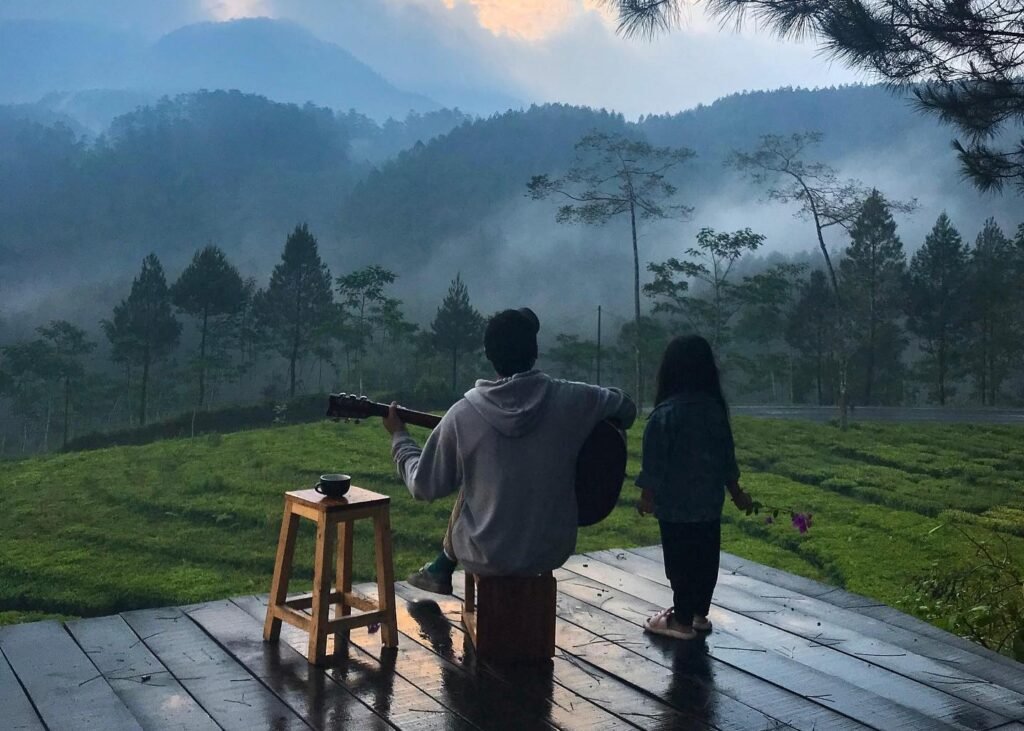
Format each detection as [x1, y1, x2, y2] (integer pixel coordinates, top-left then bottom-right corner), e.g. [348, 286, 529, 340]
[1, 0, 863, 117]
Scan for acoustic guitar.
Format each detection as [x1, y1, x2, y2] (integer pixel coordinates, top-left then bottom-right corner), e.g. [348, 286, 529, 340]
[326, 393, 627, 526]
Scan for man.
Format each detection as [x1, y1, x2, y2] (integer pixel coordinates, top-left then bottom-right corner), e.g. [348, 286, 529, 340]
[383, 307, 636, 593]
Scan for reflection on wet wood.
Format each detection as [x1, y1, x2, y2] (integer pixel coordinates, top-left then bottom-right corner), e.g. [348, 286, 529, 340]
[121, 606, 308, 730]
[580, 550, 1023, 725]
[1, 545, 1021, 730]
[67, 614, 219, 731]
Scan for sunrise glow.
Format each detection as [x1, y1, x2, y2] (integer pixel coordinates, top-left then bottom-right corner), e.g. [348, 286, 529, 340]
[441, 0, 613, 41]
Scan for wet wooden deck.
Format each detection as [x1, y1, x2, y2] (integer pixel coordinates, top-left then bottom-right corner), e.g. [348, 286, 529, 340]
[2, 546, 1023, 730]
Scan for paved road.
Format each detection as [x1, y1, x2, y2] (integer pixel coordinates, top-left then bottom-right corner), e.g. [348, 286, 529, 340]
[733, 405, 1024, 425]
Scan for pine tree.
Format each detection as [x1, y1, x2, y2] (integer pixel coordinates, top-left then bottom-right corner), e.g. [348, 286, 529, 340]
[102, 254, 181, 426]
[840, 190, 907, 405]
[529, 132, 695, 409]
[786, 270, 837, 405]
[257, 224, 335, 399]
[171, 245, 248, 409]
[36, 321, 94, 448]
[965, 220, 1018, 405]
[906, 213, 971, 404]
[430, 274, 485, 395]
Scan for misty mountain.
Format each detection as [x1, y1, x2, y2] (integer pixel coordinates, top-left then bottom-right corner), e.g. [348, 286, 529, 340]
[149, 19, 438, 120]
[1, 85, 1020, 334]
[0, 18, 439, 125]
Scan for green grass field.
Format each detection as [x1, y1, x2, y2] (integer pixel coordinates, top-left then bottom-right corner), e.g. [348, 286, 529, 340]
[1, 417, 1022, 654]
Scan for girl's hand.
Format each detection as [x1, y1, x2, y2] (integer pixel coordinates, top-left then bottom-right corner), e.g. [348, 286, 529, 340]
[637, 488, 654, 517]
[730, 488, 754, 513]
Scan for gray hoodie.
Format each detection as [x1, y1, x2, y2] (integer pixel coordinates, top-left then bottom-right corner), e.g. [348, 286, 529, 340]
[391, 370, 636, 576]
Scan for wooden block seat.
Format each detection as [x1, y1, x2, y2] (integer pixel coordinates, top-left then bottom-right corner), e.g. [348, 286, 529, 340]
[263, 486, 398, 665]
[463, 572, 556, 662]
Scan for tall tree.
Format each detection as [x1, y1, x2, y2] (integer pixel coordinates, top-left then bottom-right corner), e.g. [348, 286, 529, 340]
[605, 0, 1024, 192]
[966, 220, 1020, 405]
[430, 274, 485, 395]
[102, 254, 181, 426]
[729, 133, 915, 421]
[336, 265, 403, 393]
[36, 321, 94, 449]
[786, 270, 838, 405]
[0, 339, 60, 451]
[840, 191, 908, 405]
[171, 245, 248, 409]
[644, 227, 765, 351]
[257, 224, 335, 398]
[547, 334, 600, 382]
[906, 213, 971, 405]
[528, 131, 695, 408]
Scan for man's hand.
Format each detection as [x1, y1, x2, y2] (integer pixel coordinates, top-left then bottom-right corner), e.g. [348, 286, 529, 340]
[637, 488, 654, 517]
[383, 401, 407, 435]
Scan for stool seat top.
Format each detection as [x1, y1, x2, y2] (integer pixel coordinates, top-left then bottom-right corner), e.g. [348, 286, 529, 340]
[286, 486, 390, 512]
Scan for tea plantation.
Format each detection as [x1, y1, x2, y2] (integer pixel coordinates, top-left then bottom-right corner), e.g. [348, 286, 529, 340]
[1, 417, 1021, 655]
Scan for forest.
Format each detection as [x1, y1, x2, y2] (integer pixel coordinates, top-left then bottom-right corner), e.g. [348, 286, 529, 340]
[1, 85, 1023, 455]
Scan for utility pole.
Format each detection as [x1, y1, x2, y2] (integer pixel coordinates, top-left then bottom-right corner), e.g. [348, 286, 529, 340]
[596, 305, 602, 385]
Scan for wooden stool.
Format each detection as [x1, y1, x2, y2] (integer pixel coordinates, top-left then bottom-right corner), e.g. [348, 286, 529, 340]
[263, 486, 398, 665]
[463, 572, 556, 662]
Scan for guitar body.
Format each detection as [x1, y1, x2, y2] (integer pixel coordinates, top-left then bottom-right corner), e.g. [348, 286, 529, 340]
[574, 420, 628, 527]
[327, 393, 628, 526]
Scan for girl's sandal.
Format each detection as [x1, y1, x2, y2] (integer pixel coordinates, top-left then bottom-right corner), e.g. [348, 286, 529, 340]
[692, 615, 713, 633]
[644, 608, 697, 640]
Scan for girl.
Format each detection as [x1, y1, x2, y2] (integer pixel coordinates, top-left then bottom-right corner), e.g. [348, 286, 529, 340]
[636, 335, 752, 640]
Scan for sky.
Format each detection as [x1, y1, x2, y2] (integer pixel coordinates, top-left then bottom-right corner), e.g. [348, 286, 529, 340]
[0, 0, 864, 117]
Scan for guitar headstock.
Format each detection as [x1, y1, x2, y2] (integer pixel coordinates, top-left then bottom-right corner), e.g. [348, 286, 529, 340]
[326, 393, 385, 421]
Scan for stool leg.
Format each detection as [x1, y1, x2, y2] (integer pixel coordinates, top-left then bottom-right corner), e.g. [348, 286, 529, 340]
[335, 520, 353, 646]
[264, 504, 300, 642]
[373, 508, 399, 648]
[308, 514, 335, 665]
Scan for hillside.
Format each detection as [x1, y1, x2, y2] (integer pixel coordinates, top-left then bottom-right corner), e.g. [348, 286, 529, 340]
[0, 18, 436, 121]
[1, 84, 1021, 332]
[2, 417, 1021, 658]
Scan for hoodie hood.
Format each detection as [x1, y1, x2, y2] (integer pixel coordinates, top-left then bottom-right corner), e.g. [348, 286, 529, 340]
[464, 370, 551, 437]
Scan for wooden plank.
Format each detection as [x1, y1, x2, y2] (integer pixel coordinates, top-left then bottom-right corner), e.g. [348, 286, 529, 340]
[184, 599, 390, 730]
[0, 648, 45, 731]
[348, 582, 569, 730]
[67, 614, 219, 731]
[586, 551, 1008, 731]
[601, 550, 1024, 721]
[453, 573, 841, 731]
[232, 594, 474, 730]
[549, 570, 875, 731]
[121, 607, 311, 731]
[0, 620, 142, 731]
[637, 546, 1024, 692]
[393, 573, 729, 728]
[395, 573, 700, 728]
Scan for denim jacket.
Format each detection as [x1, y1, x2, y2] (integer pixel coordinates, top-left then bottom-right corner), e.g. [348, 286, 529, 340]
[635, 391, 740, 523]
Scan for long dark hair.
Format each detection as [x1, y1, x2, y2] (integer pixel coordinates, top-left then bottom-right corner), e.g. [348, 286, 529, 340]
[653, 335, 728, 412]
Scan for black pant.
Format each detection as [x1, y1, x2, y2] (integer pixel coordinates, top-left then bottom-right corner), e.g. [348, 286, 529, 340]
[658, 519, 721, 620]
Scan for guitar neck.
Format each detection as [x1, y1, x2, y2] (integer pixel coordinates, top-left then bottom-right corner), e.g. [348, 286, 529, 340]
[328, 393, 442, 429]
[391, 405, 442, 429]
